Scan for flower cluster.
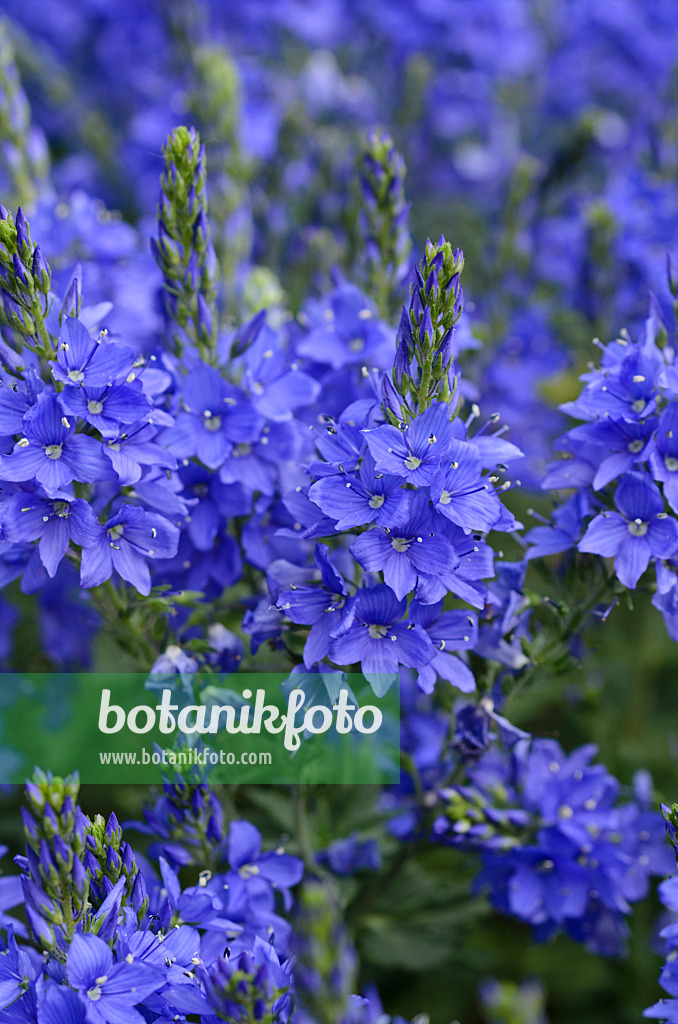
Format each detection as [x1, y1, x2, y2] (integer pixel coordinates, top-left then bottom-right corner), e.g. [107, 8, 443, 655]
[0, 276, 181, 597]
[268, 237, 522, 697]
[532, 293, 678, 639]
[646, 874, 678, 1022]
[0, 770, 437, 1024]
[0, 770, 307, 1023]
[0, 3, 677, 1020]
[433, 735, 673, 956]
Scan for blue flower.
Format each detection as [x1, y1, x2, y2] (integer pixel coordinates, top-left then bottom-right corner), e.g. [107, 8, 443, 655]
[58, 381, 151, 437]
[525, 492, 592, 560]
[242, 575, 286, 639]
[0, 393, 114, 497]
[311, 401, 373, 473]
[416, 520, 495, 609]
[297, 283, 393, 370]
[0, 928, 37, 1011]
[102, 421, 177, 487]
[317, 835, 381, 875]
[200, 937, 292, 1023]
[650, 402, 678, 514]
[653, 561, 678, 641]
[329, 584, 435, 695]
[308, 451, 410, 531]
[227, 820, 304, 907]
[349, 491, 458, 601]
[362, 403, 452, 486]
[475, 561, 531, 671]
[39, 985, 88, 1024]
[562, 345, 660, 423]
[439, 736, 669, 955]
[453, 699, 529, 758]
[163, 364, 263, 470]
[80, 503, 180, 595]
[0, 492, 101, 578]
[568, 415, 657, 490]
[408, 599, 477, 693]
[205, 623, 244, 672]
[646, 877, 678, 1021]
[430, 437, 504, 533]
[276, 542, 356, 668]
[178, 466, 251, 552]
[51, 317, 136, 388]
[579, 472, 678, 588]
[219, 421, 302, 496]
[0, 369, 44, 438]
[159, 529, 243, 597]
[66, 933, 164, 1024]
[242, 319, 320, 421]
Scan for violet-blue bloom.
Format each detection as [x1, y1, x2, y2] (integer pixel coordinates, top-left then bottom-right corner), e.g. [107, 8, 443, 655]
[0, 393, 114, 496]
[578, 471, 678, 588]
[649, 402, 678, 514]
[567, 416, 657, 490]
[226, 819, 304, 913]
[51, 316, 136, 388]
[297, 283, 394, 370]
[276, 542, 356, 669]
[66, 932, 164, 1024]
[163, 363, 263, 470]
[349, 491, 458, 601]
[408, 599, 477, 693]
[430, 437, 504, 534]
[329, 583, 435, 696]
[243, 320, 321, 421]
[525, 492, 592, 560]
[308, 451, 410, 531]
[58, 380, 151, 437]
[362, 402, 453, 486]
[102, 422, 177, 487]
[80, 503, 180, 595]
[0, 492, 101, 577]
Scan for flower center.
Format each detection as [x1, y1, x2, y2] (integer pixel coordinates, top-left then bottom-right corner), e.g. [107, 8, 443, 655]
[52, 501, 70, 518]
[628, 518, 648, 537]
[368, 494, 384, 509]
[44, 444, 63, 460]
[404, 454, 421, 470]
[238, 863, 260, 879]
[203, 411, 222, 432]
[108, 524, 124, 541]
[391, 537, 411, 552]
[438, 490, 452, 505]
[666, 456, 678, 472]
[87, 399, 104, 414]
[234, 443, 252, 457]
[348, 337, 364, 352]
[631, 398, 646, 413]
[368, 624, 389, 639]
[87, 976, 108, 1001]
[627, 440, 643, 453]
[68, 369, 85, 382]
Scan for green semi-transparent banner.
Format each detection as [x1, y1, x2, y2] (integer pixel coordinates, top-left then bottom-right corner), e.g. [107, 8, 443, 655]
[0, 672, 400, 784]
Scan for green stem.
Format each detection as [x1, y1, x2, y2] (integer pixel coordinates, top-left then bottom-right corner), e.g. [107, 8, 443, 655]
[35, 313, 54, 359]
